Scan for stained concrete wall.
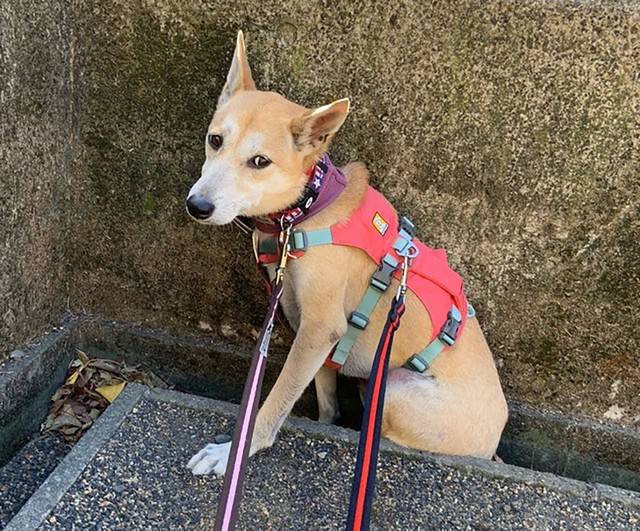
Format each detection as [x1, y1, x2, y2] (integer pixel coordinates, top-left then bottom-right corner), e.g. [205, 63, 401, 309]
[1, 0, 639, 423]
[0, 0, 77, 356]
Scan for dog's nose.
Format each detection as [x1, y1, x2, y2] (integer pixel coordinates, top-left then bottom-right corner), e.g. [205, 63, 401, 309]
[186, 195, 215, 220]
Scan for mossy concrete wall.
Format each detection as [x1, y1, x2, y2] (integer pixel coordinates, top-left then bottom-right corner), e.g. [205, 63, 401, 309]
[1, 0, 638, 423]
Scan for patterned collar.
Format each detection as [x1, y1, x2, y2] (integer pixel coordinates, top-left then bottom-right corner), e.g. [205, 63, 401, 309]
[253, 154, 347, 233]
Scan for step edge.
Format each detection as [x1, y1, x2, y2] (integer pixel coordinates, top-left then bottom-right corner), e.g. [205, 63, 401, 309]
[5, 383, 148, 531]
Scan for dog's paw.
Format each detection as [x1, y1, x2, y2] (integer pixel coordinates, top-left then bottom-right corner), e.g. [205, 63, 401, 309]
[186, 441, 232, 476]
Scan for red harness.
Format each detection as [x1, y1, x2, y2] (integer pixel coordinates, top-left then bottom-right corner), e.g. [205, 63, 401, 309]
[252, 155, 469, 371]
[329, 186, 468, 342]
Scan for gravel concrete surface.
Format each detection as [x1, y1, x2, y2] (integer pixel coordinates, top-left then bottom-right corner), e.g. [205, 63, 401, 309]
[8, 385, 640, 530]
[0, 434, 72, 528]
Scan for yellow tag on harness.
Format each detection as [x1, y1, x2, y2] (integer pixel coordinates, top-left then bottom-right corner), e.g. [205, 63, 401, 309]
[372, 212, 389, 236]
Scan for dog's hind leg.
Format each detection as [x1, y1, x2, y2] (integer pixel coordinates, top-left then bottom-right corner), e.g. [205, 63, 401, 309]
[380, 367, 505, 459]
[315, 365, 340, 423]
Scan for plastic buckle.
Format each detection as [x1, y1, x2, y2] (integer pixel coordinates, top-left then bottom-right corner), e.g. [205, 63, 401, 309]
[404, 354, 428, 373]
[393, 217, 417, 255]
[399, 216, 415, 239]
[439, 306, 462, 346]
[349, 311, 370, 330]
[291, 230, 308, 252]
[371, 253, 399, 292]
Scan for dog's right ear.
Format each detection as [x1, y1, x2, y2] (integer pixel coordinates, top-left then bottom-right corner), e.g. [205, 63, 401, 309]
[218, 31, 256, 108]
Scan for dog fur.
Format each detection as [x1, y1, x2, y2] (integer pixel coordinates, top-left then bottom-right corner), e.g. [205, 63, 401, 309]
[185, 31, 508, 476]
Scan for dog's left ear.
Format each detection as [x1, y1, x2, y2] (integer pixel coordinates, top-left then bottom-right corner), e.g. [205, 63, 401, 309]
[291, 98, 350, 151]
[218, 30, 256, 108]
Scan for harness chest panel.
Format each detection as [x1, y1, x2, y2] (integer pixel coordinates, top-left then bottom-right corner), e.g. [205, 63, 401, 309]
[252, 158, 472, 371]
[331, 186, 468, 341]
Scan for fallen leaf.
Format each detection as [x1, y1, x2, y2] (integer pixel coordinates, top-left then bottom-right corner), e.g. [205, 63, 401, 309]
[45, 352, 171, 441]
[91, 359, 122, 372]
[71, 402, 87, 415]
[85, 389, 106, 400]
[96, 381, 126, 403]
[60, 426, 81, 438]
[51, 397, 67, 415]
[49, 413, 83, 431]
[66, 370, 81, 385]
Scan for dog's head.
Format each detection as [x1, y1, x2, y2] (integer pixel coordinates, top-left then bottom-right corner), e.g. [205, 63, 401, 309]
[186, 31, 350, 225]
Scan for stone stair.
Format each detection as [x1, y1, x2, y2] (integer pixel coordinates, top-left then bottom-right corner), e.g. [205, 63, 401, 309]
[4, 384, 640, 530]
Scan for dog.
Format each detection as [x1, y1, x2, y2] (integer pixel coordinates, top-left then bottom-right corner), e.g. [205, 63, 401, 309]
[185, 31, 508, 476]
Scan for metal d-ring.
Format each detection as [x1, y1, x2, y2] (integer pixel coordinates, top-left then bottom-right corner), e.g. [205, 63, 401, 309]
[398, 243, 420, 259]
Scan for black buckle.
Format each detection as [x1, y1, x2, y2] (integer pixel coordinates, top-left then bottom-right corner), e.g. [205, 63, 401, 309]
[439, 306, 462, 346]
[371, 253, 399, 292]
[349, 311, 369, 330]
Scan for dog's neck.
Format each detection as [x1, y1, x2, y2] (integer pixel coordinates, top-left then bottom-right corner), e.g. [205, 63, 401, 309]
[253, 154, 347, 233]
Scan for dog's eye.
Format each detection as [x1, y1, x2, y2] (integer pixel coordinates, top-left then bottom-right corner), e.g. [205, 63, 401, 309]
[248, 155, 272, 169]
[208, 134, 223, 150]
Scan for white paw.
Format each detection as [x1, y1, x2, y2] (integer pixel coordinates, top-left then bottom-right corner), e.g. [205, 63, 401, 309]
[186, 441, 232, 476]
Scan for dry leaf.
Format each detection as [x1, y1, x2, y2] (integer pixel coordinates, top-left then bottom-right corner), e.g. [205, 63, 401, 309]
[50, 413, 83, 431]
[90, 359, 122, 371]
[66, 370, 81, 385]
[96, 381, 126, 403]
[44, 351, 171, 441]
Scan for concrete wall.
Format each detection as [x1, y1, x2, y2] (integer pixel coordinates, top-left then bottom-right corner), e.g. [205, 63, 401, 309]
[0, 0, 78, 356]
[1, 0, 639, 423]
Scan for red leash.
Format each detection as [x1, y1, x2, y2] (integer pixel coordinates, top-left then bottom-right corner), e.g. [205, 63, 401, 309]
[345, 253, 412, 531]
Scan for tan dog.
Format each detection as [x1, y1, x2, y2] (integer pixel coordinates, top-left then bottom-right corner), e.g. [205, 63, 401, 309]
[186, 32, 508, 475]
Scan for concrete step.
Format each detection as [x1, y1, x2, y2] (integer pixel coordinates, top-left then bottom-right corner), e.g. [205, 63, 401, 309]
[5, 384, 640, 531]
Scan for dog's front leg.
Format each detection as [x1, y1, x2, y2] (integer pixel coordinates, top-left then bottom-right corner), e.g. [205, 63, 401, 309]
[187, 318, 345, 476]
[249, 318, 345, 454]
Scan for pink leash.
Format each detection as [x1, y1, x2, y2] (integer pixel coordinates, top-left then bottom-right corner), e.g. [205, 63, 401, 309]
[214, 281, 283, 530]
[213, 225, 291, 531]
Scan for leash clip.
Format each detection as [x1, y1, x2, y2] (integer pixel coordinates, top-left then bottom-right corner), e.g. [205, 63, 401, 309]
[275, 218, 293, 284]
[396, 253, 412, 301]
[395, 240, 418, 301]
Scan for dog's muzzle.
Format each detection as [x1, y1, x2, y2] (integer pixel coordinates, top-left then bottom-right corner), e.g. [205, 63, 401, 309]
[186, 194, 215, 220]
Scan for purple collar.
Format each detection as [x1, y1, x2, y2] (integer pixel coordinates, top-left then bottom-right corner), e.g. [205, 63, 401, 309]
[253, 154, 346, 233]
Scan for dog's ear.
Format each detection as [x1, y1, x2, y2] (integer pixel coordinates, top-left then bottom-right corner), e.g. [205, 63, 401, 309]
[291, 98, 350, 151]
[218, 31, 256, 108]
